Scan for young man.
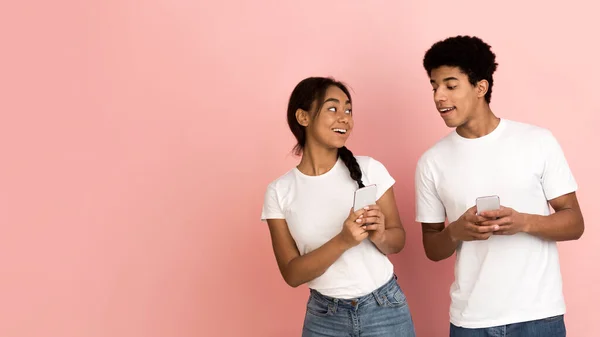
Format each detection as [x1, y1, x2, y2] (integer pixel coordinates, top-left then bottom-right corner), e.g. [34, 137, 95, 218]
[415, 35, 585, 337]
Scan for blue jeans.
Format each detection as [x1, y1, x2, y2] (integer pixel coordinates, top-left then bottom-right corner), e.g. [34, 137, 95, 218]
[302, 275, 416, 337]
[450, 315, 566, 337]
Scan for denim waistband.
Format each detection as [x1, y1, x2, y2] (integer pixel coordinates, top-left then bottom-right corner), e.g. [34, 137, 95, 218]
[309, 274, 399, 309]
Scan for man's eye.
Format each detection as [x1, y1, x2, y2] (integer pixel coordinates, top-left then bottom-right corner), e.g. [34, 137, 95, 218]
[328, 107, 336, 112]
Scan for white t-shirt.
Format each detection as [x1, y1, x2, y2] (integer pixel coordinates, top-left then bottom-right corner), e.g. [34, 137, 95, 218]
[261, 156, 396, 299]
[415, 119, 578, 328]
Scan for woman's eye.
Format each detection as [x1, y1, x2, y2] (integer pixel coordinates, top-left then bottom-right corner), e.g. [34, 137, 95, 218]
[328, 107, 336, 112]
[345, 109, 352, 114]
[448, 86, 457, 90]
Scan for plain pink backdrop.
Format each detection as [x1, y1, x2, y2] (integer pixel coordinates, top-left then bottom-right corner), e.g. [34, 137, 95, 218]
[1, 1, 598, 336]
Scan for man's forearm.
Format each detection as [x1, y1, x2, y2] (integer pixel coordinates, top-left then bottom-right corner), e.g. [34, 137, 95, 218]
[525, 209, 584, 241]
[423, 224, 459, 261]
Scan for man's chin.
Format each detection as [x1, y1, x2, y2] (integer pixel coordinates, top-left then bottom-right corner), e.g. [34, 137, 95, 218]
[443, 119, 460, 128]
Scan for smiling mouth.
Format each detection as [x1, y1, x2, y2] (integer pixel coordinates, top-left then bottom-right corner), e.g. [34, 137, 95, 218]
[332, 128, 347, 134]
[438, 107, 456, 113]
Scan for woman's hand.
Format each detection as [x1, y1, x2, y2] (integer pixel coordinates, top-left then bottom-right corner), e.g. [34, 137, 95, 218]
[358, 204, 386, 244]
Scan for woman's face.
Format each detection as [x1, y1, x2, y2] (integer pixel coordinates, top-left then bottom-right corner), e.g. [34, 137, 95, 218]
[304, 85, 354, 150]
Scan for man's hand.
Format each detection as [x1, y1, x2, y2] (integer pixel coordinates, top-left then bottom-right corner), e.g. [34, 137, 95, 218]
[479, 206, 527, 235]
[448, 206, 500, 242]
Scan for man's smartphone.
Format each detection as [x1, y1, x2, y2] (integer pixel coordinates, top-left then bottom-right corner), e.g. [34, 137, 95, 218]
[353, 184, 377, 211]
[476, 195, 500, 215]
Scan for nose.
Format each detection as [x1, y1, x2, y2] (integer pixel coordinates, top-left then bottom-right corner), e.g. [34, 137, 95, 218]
[434, 89, 447, 103]
[338, 112, 349, 123]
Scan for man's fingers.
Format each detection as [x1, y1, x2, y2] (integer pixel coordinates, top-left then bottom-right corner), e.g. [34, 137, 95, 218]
[479, 211, 500, 218]
[467, 223, 499, 233]
[480, 206, 512, 219]
[479, 225, 499, 233]
[480, 217, 512, 227]
[493, 226, 517, 235]
[498, 206, 512, 217]
[465, 212, 489, 224]
[475, 232, 493, 240]
[465, 205, 478, 215]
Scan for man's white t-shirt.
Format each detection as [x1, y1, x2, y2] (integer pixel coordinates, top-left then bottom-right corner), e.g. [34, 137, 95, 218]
[261, 156, 396, 299]
[415, 119, 578, 328]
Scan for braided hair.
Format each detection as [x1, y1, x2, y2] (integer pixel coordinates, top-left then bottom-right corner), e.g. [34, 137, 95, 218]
[338, 146, 364, 188]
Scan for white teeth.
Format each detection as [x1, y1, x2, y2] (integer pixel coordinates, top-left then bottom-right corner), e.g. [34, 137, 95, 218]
[333, 128, 347, 134]
[439, 107, 455, 112]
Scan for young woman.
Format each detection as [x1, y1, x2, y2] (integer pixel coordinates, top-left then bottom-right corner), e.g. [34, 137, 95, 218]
[261, 77, 416, 336]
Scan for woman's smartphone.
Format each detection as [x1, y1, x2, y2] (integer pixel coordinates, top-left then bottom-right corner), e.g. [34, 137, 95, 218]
[476, 195, 500, 215]
[353, 184, 377, 211]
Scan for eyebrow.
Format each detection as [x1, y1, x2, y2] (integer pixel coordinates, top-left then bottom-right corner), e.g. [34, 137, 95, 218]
[324, 98, 351, 104]
[430, 77, 459, 84]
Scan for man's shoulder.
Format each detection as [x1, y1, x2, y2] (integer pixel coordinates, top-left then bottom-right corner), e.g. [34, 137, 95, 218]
[503, 119, 553, 138]
[418, 132, 455, 164]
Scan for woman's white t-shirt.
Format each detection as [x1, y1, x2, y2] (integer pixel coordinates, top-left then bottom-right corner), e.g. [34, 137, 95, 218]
[261, 156, 396, 299]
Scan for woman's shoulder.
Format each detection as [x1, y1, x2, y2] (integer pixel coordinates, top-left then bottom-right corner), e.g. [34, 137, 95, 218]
[265, 167, 296, 191]
[355, 155, 387, 170]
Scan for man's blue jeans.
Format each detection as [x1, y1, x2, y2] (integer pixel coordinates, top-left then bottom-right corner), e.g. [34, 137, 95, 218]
[450, 315, 566, 337]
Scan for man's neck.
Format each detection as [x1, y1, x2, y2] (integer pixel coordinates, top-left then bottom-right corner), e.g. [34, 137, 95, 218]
[456, 106, 500, 139]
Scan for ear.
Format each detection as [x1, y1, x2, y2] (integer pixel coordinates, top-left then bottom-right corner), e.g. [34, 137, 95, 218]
[296, 108, 310, 127]
[476, 79, 489, 99]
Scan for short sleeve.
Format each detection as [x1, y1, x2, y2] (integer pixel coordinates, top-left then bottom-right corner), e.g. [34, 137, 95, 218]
[414, 156, 446, 223]
[260, 184, 285, 222]
[540, 131, 578, 200]
[366, 158, 396, 200]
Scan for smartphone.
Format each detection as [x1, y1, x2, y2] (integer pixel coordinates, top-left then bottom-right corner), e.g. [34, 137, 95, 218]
[476, 195, 500, 215]
[353, 184, 377, 211]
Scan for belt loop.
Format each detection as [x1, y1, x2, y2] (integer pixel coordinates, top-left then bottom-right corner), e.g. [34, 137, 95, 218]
[331, 298, 339, 313]
[373, 288, 385, 306]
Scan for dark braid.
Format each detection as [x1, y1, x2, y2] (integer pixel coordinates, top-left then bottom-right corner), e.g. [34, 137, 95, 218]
[338, 146, 365, 188]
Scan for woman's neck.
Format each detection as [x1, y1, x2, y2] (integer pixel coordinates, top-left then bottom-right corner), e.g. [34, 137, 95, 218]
[297, 145, 338, 176]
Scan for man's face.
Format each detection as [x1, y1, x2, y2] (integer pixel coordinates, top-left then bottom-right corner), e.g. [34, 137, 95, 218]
[429, 66, 480, 128]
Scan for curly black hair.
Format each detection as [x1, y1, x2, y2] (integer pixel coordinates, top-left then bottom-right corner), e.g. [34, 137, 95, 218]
[423, 35, 498, 103]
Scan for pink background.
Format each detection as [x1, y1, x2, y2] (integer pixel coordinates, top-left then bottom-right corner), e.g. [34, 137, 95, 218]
[1, 1, 598, 336]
